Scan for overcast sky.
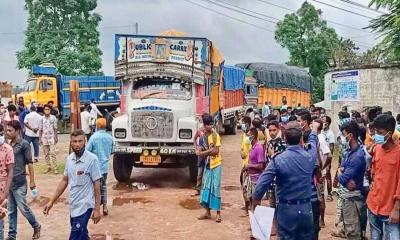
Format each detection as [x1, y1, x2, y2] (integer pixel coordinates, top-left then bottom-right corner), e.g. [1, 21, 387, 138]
[0, 0, 380, 86]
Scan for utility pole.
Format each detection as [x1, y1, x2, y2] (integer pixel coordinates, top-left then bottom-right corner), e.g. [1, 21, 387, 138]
[135, 22, 139, 34]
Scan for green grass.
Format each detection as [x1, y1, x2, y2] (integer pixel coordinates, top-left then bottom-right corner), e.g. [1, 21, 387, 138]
[33, 161, 66, 174]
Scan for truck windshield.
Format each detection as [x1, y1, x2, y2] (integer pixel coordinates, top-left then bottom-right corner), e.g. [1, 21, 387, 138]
[131, 79, 192, 100]
[25, 79, 37, 92]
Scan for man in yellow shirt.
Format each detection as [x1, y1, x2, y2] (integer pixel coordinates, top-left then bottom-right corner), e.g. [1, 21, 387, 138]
[240, 116, 252, 166]
[196, 115, 223, 223]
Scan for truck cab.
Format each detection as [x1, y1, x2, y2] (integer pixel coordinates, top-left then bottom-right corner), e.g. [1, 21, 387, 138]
[112, 33, 213, 182]
[243, 70, 258, 111]
[19, 65, 59, 107]
[22, 76, 58, 107]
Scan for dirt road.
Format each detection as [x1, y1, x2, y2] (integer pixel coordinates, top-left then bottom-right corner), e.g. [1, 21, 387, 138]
[15, 133, 339, 239]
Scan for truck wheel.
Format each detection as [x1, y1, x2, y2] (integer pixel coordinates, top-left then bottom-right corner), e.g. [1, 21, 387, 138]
[113, 153, 134, 182]
[224, 118, 237, 135]
[231, 117, 237, 135]
[189, 158, 198, 183]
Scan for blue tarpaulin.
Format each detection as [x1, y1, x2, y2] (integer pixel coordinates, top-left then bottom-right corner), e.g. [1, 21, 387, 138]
[223, 65, 245, 90]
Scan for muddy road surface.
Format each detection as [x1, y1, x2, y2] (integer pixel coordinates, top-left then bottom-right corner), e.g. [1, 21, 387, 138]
[15, 133, 338, 239]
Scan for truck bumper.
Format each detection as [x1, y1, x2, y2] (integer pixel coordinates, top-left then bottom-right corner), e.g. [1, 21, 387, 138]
[113, 145, 196, 155]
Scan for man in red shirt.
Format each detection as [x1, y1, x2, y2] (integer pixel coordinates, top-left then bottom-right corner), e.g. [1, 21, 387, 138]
[367, 114, 400, 239]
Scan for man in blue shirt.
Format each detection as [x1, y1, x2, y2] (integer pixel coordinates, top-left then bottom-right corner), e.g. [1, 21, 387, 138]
[86, 118, 113, 216]
[337, 120, 366, 239]
[43, 129, 102, 240]
[253, 121, 320, 239]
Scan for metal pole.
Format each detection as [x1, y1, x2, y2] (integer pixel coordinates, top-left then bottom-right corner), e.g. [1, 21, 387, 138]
[135, 22, 138, 34]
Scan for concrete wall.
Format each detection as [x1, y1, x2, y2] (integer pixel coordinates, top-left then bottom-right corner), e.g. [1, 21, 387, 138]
[323, 65, 400, 133]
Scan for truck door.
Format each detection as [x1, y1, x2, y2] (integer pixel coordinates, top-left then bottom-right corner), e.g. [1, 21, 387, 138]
[38, 77, 58, 106]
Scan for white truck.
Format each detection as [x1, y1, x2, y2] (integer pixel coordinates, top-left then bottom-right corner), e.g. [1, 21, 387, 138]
[111, 32, 225, 182]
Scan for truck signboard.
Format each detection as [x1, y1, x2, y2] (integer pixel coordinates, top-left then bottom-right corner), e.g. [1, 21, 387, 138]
[115, 35, 208, 70]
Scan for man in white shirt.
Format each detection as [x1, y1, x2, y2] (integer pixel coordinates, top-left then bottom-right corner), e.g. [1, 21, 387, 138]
[262, 101, 270, 119]
[316, 118, 332, 228]
[90, 99, 103, 131]
[81, 103, 93, 141]
[24, 105, 42, 162]
[322, 115, 335, 202]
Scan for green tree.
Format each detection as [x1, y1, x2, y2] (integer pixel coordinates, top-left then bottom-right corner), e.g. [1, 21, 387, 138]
[331, 38, 359, 68]
[368, 0, 400, 61]
[275, 2, 338, 103]
[17, 0, 103, 75]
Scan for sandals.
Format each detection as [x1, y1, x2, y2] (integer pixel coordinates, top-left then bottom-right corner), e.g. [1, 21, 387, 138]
[216, 215, 222, 223]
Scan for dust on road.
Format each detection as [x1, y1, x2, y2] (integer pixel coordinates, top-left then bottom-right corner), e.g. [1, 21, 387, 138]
[15, 133, 338, 239]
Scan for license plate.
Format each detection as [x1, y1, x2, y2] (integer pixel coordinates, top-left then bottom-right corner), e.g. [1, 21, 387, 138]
[140, 155, 161, 166]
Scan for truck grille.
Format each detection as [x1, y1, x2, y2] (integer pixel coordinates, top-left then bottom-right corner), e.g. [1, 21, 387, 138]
[131, 111, 174, 139]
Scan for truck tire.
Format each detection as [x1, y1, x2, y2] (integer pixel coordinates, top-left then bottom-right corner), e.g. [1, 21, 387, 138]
[113, 153, 134, 182]
[224, 117, 237, 135]
[189, 157, 198, 183]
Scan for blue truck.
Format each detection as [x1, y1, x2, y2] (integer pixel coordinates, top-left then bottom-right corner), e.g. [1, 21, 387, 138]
[19, 64, 120, 127]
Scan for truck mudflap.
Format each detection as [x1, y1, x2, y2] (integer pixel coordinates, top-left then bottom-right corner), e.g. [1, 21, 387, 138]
[113, 145, 195, 155]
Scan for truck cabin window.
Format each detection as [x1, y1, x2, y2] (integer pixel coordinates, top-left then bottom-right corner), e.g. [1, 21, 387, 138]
[39, 79, 53, 91]
[25, 79, 37, 92]
[131, 79, 192, 100]
[246, 85, 257, 96]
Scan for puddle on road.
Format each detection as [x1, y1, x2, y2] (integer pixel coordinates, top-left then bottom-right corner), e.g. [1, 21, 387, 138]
[179, 198, 201, 210]
[112, 183, 133, 191]
[91, 233, 124, 240]
[222, 186, 241, 191]
[112, 197, 153, 206]
[29, 196, 67, 207]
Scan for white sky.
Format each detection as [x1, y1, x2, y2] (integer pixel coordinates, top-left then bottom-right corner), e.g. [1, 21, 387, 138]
[0, 0, 381, 86]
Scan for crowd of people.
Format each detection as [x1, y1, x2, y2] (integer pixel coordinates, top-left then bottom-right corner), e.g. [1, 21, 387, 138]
[194, 102, 400, 240]
[0, 97, 113, 240]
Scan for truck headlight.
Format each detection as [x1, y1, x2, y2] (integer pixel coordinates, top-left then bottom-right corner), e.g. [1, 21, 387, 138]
[114, 128, 126, 139]
[179, 129, 192, 139]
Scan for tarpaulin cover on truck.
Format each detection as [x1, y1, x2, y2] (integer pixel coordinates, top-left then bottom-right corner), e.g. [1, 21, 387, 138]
[236, 63, 312, 92]
[223, 65, 245, 90]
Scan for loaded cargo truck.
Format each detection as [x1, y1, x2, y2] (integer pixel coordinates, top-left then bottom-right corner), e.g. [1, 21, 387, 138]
[212, 65, 245, 135]
[112, 30, 245, 182]
[237, 63, 312, 109]
[18, 64, 120, 124]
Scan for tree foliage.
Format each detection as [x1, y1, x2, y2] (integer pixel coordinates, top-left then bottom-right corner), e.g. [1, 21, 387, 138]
[368, 0, 400, 61]
[17, 0, 103, 75]
[275, 2, 338, 103]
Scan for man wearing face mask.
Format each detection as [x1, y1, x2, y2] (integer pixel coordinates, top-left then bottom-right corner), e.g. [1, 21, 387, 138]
[242, 128, 265, 215]
[280, 109, 290, 124]
[322, 116, 335, 202]
[337, 120, 367, 240]
[240, 116, 252, 215]
[0, 124, 14, 239]
[43, 129, 102, 239]
[296, 109, 322, 240]
[366, 114, 400, 239]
